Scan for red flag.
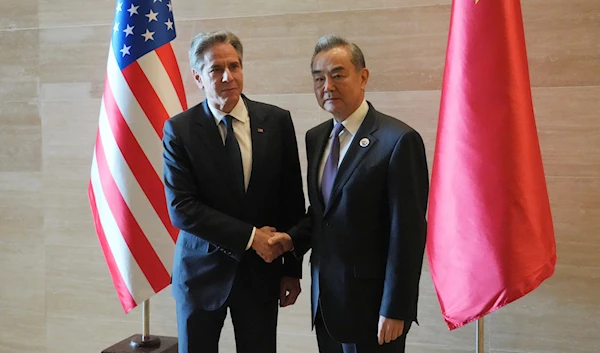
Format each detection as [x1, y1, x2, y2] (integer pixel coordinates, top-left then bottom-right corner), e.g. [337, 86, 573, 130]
[426, 0, 556, 330]
[88, 0, 187, 313]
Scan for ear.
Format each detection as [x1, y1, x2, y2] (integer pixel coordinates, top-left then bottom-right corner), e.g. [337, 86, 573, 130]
[360, 68, 369, 90]
[192, 69, 204, 89]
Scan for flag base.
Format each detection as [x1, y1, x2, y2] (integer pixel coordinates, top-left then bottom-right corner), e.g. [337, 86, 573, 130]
[130, 335, 161, 348]
[101, 334, 177, 353]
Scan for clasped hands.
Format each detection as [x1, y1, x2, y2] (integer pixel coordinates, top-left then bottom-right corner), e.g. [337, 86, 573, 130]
[251, 226, 294, 263]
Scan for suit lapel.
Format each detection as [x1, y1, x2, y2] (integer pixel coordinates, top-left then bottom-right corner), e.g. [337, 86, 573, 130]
[323, 107, 379, 216]
[194, 100, 240, 197]
[245, 97, 267, 195]
[309, 122, 333, 214]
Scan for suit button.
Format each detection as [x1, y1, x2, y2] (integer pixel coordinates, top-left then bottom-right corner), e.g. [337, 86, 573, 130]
[325, 222, 329, 227]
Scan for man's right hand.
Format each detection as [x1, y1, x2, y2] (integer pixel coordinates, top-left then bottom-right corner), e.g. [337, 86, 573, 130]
[268, 232, 294, 253]
[252, 227, 283, 263]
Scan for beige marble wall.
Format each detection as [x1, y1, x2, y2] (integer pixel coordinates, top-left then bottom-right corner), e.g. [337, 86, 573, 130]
[0, 0, 599, 352]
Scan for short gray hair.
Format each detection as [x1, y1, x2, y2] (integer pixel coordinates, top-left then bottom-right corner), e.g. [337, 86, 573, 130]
[310, 34, 366, 71]
[189, 31, 243, 72]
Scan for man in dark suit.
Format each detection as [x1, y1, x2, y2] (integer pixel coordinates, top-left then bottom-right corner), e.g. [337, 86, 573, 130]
[268, 35, 429, 353]
[162, 31, 305, 353]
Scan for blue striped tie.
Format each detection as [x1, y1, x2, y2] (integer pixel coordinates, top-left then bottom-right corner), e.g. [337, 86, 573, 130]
[223, 115, 244, 195]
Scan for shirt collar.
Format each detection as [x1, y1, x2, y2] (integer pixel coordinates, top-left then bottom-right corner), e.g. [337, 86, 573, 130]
[330, 99, 369, 137]
[209, 97, 248, 125]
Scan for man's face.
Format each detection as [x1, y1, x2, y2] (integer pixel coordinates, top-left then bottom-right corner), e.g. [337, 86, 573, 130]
[193, 43, 243, 112]
[311, 47, 369, 121]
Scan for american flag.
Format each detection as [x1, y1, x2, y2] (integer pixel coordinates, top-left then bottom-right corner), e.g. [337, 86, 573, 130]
[88, 0, 187, 313]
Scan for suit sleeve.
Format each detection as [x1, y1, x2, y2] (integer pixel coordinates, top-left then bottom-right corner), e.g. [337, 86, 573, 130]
[380, 129, 429, 322]
[288, 211, 312, 258]
[162, 119, 253, 262]
[287, 130, 314, 258]
[278, 111, 307, 278]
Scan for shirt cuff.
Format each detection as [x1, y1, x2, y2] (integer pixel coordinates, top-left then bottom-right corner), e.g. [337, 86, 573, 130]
[246, 227, 256, 250]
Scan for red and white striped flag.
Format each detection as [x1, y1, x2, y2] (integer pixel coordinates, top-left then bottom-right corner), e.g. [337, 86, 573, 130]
[88, 0, 187, 313]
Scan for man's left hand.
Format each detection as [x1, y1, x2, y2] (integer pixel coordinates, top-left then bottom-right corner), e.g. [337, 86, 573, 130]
[378, 316, 405, 345]
[279, 277, 301, 307]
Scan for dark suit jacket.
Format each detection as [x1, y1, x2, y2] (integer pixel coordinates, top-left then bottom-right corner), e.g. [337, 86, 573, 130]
[163, 95, 305, 310]
[289, 102, 429, 343]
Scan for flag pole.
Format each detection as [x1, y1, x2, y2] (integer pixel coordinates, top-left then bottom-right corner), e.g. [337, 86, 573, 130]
[142, 299, 151, 340]
[476, 318, 484, 353]
[129, 299, 161, 348]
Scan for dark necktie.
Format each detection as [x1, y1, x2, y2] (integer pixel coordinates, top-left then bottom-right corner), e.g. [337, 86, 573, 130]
[222, 115, 245, 195]
[321, 122, 345, 206]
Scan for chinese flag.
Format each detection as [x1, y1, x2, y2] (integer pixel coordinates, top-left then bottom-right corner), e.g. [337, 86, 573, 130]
[426, 0, 557, 330]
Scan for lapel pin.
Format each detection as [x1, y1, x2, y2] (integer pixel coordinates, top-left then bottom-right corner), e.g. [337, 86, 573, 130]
[359, 138, 370, 148]
[257, 128, 264, 133]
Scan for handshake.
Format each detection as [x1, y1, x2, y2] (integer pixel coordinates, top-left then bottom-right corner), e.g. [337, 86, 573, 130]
[251, 226, 294, 263]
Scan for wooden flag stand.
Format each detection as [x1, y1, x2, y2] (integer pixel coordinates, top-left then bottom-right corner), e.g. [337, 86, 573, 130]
[476, 318, 484, 353]
[101, 300, 178, 353]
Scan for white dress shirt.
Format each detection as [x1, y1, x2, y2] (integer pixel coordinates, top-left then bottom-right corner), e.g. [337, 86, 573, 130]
[318, 100, 369, 188]
[208, 99, 255, 250]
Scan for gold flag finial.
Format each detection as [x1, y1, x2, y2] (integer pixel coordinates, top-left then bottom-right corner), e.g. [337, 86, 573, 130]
[476, 0, 480, 3]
